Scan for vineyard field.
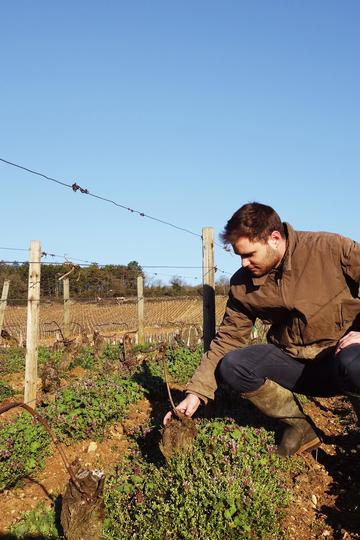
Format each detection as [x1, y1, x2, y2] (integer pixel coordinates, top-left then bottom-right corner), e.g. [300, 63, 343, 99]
[1, 296, 228, 344]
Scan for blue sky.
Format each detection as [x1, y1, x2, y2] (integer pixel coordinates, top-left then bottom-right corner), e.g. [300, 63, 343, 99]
[1, 1, 359, 285]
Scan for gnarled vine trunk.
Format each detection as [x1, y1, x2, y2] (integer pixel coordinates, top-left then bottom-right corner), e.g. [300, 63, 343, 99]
[61, 459, 105, 540]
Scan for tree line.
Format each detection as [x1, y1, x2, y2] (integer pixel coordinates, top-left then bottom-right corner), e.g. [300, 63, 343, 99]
[0, 261, 230, 302]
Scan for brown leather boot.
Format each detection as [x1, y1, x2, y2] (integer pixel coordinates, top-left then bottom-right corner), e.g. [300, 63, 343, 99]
[243, 379, 320, 457]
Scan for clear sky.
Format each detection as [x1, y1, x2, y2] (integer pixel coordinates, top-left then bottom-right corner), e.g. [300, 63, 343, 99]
[1, 1, 359, 286]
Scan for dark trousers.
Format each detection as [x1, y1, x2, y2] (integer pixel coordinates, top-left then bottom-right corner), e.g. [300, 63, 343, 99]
[218, 344, 360, 397]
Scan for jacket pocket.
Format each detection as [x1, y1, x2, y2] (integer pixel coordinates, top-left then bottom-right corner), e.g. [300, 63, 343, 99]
[341, 300, 360, 329]
[300, 305, 341, 344]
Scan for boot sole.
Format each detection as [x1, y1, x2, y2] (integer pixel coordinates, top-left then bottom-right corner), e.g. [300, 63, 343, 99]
[295, 436, 321, 454]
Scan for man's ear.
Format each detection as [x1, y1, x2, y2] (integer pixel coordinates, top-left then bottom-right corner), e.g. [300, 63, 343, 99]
[270, 230, 282, 241]
[269, 230, 282, 247]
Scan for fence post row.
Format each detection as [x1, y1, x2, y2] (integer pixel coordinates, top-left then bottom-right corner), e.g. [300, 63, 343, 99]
[137, 275, 145, 345]
[0, 279, 10, 336]
[3, 231, 217, 384]
[202, 227, 216, 352]
[24, 240, 41, 408]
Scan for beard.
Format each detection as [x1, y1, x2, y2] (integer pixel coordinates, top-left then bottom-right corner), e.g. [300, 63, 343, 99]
[249, 245, 282, 277]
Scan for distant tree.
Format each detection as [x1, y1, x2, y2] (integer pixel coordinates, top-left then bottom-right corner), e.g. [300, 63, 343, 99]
[127, 261, 143, 277]
[170, 276, 186, 295]
[215, 275, 230, 295]
[0, 260, 210, 302]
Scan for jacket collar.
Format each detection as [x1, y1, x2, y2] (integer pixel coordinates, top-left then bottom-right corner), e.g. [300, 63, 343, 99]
[282, 222, 294, 272]
[250, 222, 295, 286]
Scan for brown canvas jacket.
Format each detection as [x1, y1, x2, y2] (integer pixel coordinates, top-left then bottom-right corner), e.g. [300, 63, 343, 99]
[186, 223, 360, 403]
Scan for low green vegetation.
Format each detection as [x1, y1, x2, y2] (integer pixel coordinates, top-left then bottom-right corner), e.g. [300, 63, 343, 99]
[38, 346, 64, 366]
[132, 345, 202, 400]
[41, 375, 145, 441]
[0, 347, 25, 375]
[294, 393, 309, 406]
[1, 343, 299, 538]
[10, 503, 61, 539]
[165, 345, 202, 385]
[0, 372, 145, 491]
[131, 342, 153, 354]
[69, 346, 96, 369]
[103, 419, 292, 540]
[0, 413, 50, 491]
[0, 347, 63, 376]
[102, 341, 125, 360]
[0, 380, 15, 400]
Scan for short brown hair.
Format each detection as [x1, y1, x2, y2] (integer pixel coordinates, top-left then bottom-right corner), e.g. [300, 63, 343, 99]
[220, 202, 285, 245]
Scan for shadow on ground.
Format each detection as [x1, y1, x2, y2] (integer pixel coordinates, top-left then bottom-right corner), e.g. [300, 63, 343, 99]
[134, 376, 284, 466]
[318, 429, 360, 539]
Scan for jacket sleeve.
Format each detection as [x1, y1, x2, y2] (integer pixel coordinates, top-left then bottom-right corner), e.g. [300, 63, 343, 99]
[186, 291, 255, 403]
[339, 236, 360, 284]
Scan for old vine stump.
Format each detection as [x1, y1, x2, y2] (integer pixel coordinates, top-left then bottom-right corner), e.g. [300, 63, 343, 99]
[61, 459, 105, 540]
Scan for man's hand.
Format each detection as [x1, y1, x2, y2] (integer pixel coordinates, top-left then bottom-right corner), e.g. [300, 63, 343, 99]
[163, 393, 201, 426]
[336, 331, 360, 355]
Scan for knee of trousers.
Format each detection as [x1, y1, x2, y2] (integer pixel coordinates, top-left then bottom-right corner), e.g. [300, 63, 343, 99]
[218, 350, 258, 389]
[337, 345, 360, 391]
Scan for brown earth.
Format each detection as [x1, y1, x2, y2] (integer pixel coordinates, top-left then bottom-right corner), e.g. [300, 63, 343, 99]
[280, 396, 360, 539]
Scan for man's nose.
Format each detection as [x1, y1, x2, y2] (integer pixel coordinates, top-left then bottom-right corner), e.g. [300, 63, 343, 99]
[242, 257, 250, 267]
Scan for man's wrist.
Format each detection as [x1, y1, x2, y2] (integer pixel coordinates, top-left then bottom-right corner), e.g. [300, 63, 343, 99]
[185, 391, 208, 405]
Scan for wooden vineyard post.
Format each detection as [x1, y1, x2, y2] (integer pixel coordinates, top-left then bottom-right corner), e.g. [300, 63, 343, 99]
[63, 278, 70, 338]
[24, 241, 41, 408]
[0, 279, 10, 336]
[137, 275, 145, 345]
[202, 227, 216, 351]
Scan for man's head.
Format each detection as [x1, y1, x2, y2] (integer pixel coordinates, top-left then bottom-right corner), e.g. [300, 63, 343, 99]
[220, 202, 286, 277]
